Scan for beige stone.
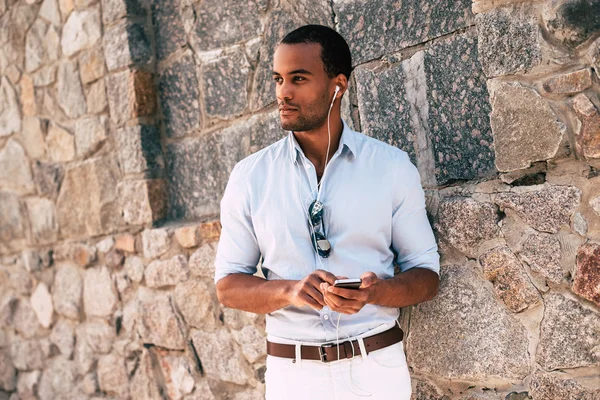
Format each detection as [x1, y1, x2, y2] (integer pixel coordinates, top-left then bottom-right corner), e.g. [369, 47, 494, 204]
[137, 288, 186, 350]
[83, 266, 117, 317]
[115, 234, 135, 253]
[20, 117, 46, 159]
[174, 279, 219, 330]
[20, 74, 36, 116]
[16, 370, 40, 399]
[61, 5, 101, 57]
[97, 353, 129, 397]
[175, 225, 200, 248]
[152, 349, 195, 400]
[52, 262, 83, 319]
[145, 255, 189, 288]
[57, 60, 87, 119]
[189, 242, 217, 278]
[30, 282, 53, 328]
[25, 197, 58, 244]
[0, 139, 35, 194]
[130, 349, 162, 399]
[231, 325, 266, 364]
[198, 221, 221, 243]
[75, 115, 107, 158]
[47, 123, 75, 162]
[79, 46, 105, 84]
[85, 78, 107, 114]
[13, 299, 43, 339]
[573, 94, 600, 159]
[118, 179, 168, 226]
[50, 319, 75, 357]
[543, 68, 593, 94]
[141, 227, 171, 259]
[0, 77, 22, 136]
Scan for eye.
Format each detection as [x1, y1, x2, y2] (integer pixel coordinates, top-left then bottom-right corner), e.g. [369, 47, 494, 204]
[294, 76, 306, 82]
[273, 77, 283, 83]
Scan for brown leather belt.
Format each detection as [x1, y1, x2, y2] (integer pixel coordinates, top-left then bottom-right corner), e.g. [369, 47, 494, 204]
[266, 325, 404, 363]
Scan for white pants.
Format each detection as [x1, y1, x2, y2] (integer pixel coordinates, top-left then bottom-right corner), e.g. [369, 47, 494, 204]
[265, 340, 412, 399]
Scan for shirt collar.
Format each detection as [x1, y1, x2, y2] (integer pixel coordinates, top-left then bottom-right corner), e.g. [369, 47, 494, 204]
[287, 119, 356, 165]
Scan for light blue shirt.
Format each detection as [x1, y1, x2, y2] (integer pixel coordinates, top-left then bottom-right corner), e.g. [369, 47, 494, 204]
[215, 120, 440, 342]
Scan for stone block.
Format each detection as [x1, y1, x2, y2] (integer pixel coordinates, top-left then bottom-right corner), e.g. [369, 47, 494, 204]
[106, 69, 156, 125]
[37, 357, 78, 399]
[25, 197, 58, 244]
[407, 265, 530, 380]
[50, 319, 75, 357]
[115, 234, 135, 253]
[13, 299, 42, 339]
[537, 293, 600, 370]
[57, 60, 87, 118]
[97, 353, 129, 397]
[488, 81, 565, 172]
[16, 370, 40, 399]
[56, 157, 120, 238]
[479, 246, 541, 312]
[32, 65, 57, 87]
[159, 51, 200, 138]
[572, 242, 600, 307]
[572, 211, 588, 236]
[30, 282, 53, 328]
[46, 122, 75, 162]
[103, 19, 152, 71]
[495, 185, 581, 233]
[83, 266, 117, 317]
[476, 5, 542, 77]
[518, 233, 562, 283]
[543, 68, 593, 94]
[10, 338, 45, 370]
[190, 328, 253, 385]
[84, 81, 107, 118]
[0, 77, 21, 137]
[60, 5, 101, 57]
[6, 264, 35, 296]
[54, 242, 97, 268]
[118, 179, 167, 225]
[39, 0, 61, 26]
[203, 49, 250, 119]
[124, 256, 144, 282]
[150, 0, 186, 61]
[572, 94, 600, 159]
[141, 227, 171, 259]
[79, 47, 105, 84]
[174, 225, 199, 249]
[21, 248, 51, 272]
[231, 325, 265, 364]
[0, 139, 34, 195]
[435, 197, 500, 257]
[53, 262, 83, 319]
[530, 370, 600, 400]
[145, 254, 188, 288]
[75, 114, 107, 158]
[100, 0, 145, 25]
[0, 192, 25, 245]
[130, 349, 162, 399]
[335, 0, 472, 64]
[95, 236, 114, 253]
[542, 0, 600, 48]
[79, 321, 115, 354]
[198, 221, 221, 243]
[115, 124, 163, 174]
[137, 288, 186, 350]
[25, 19, 59, 73]
[173, 278, 218, 330]
[20, 74, 36, 117]
[0, 295, 17, 328]
[105, 248, 124, 269]
[20, 117, 46, 159]
[32, 160, 63, 198]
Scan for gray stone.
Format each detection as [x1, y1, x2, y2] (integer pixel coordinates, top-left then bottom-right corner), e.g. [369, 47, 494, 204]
[124, 256, 144, 283]
[479, 246, 541, 312]
[0, 350, 16, 391]
[189, 242, 217, 279]
[141, 227, 171, 259]
[407, 265, 530, 380]
[591, 196, 600, 216]
[32, 65, 57, 86]
[21, 249, 51, 272]
[137, 288, 186, 350]
[203, 50, 250, 119]
[0, 294, 17, 328]
[5, 264, 35, 296]
[81, 372, 97, 395]
[25, 19, 59, 73]
[106, 69, 156, 125]
[231, 325, 265, 364]
[83, 266, 118, 317]
[60, 5, 101, 57]
[39, 0, 61, 26]
[56, 60, 86, 118]
[150, 0, 186, 60]
[21, 117, 46, 159]
[572, 212, 588, 236]
[25, 197, 58, 244]
[189, 0, 262, 52]
[173, 278, 218, 330]
[10, 338, 45, 370]
[488, 81, 565, 172]
[32, 161, 63, 198]
[56, 157, 119, 238]
[85, 78, 107, 114]
[476, 5, 542, 77]
[30, 282, 53, 328]
[95, 237, 114, 254]
[495, 185, 581, 233]
[537, 293, 600, 370]
[80, 321, 115, 354]
[79, 47, 105, 85]
[530, 370, 600, 400]
[16, 370, 40, 400]
[435, 197, 500, 257]
[0, 139, 34, 194]
[542, 0, 600, 48]
[97, 353, 129, 397]
[518, 234, 562, 283]
[573, 243, 600, 307]
[75, 115, 107, 158]
[50, 319, 75, 357]
[0, 192, 25, 244]
[52, 262, 82, 319]
[411, 379, 449, 400]
[37, 357, 77, 400]
[151, 349, 195, 399]
[0, 73, 22, 138]
[145, 255, 189, 288]
[100, 0, 145, 25]
[335, 0, 472, 64]
[46, 123, 75, 162]
[73, 328, 95, 375]
[190, 328, 253, 385]
[159, 51, 200, 138]
[115, 124, 163, 174]
[130, 349, 162, 399]
[13, 299, 43, 339]
[103, 19, 152, 71]
[118, 179, 168, 225]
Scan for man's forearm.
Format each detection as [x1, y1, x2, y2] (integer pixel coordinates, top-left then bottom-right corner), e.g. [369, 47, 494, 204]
[216, 274, 294, 314]
[368, 267, 439, 308]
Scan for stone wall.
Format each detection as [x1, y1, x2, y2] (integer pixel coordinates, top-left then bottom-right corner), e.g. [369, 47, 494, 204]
[0, 0, 599, 399]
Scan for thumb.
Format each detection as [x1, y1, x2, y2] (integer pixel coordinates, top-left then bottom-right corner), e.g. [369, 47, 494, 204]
[360, 271, 378, 288]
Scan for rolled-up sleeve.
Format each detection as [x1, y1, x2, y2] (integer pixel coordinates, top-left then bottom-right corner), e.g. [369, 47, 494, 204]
[214, 163, 261, 284]
[391, 155, 440, 275]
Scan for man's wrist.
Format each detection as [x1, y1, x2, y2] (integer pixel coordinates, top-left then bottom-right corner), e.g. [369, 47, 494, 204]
[367, 278, 387, 305]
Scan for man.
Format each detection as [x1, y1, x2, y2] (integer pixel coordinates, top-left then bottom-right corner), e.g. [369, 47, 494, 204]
[215, 25, 440, 399]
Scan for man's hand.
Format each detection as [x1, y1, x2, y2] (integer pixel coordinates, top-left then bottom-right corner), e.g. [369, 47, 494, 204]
[286, 269, 338, 311]
[320, 271, 379, 315]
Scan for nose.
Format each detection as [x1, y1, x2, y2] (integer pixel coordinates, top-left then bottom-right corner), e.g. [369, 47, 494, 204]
[277, 80, 293, 102]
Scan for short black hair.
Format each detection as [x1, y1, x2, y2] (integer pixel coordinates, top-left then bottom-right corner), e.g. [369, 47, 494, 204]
[281, 25, 353, 79]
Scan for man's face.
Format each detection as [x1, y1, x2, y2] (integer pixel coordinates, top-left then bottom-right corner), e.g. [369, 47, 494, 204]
[272, 43, 333, 132]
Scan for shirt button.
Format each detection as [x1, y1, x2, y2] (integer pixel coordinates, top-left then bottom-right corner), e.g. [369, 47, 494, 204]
[305, 164, 311, 169]
[323, 315, 329, 320]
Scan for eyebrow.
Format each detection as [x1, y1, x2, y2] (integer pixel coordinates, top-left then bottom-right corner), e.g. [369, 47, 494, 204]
[272, 69, 313, 76]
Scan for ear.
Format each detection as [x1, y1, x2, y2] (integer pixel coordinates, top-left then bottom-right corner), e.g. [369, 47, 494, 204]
[334, 75, 349, 98]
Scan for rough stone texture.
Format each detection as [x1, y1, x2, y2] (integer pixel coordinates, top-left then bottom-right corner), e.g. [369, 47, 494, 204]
[572, 211, 588, 236]
[49, 319, 75, 357]
[21, 248, 51, 272]
[74, 115, 107, 158]
[83, 266, 117, 318]
[16, 370, 40, 399]
[145, 255, 189, 288]
[476, 5, 542, 77]
[191, 329, 253, 385]
[150, 0, 186, 61]
[335, 0, 472, 64]
[198, 221, 221, 244]
[13, 299, 43, 339]
[591, 196, 600, 216]
[0, 76, 22, 138]
[60, 5, 101, 57]
[407, 265, 530, 380]
[37, 357, 78, 399]
[101, 0, 145, 25]
[203, 49, 250, 119]
[479, 246, 541, 312]
[39, 0, 61, 26]
[32, 161, 63, 198]
[0, 191, 25, 245]
[79, 47, 105, 85]
[56, 157, 119, 238]
[25, 19, 59, 73]
[537, 293, 600, 370]
[159, 51, 200, 138]
[189, 243, 217, 278]
[0, 139, 34, 194]
[78, 321, 115, 354]
[103, 19, 152, 71]
[174, 225, 199, 249]
[115, 234, 135, 253]
[519, 234, 563, 283]
[173, 279, 218, 330]
[106, 69, 156, 125]
[542, 0, 600, 48]
[21, 73, 36, 116]
[20, 117, 46, 159]
[52, 262, 82, 319]
[46, 122, 75, 162]
[25, 197, 58, 244]
[30, 282, 53, 328]
[130, 349, 162, 399]
[141, 228, 170, 259]
[118, 179, 168, 225]
[530, 370, 600, 400]
[54, 242, 97, 268]
[153, 349, 195, 399]
[435, 197, 500, 257]
[10, 338, 46, 370]
[137, 288, 186, 350]
[124, 256, 144, 283]
[543, 68, 593, 94]
[231, 325, 265, 364]
[85, 78, 107, 114]
[57, 60, 87, 119]
[410, 379, 449, 400]
[572, 242, 600, 307]
[488, 81, 565, 172]
[97, 353, 129, 397]
[495, 185, 581, 233]
[572, 93, 600, 159]
[114, 124, 163, 174]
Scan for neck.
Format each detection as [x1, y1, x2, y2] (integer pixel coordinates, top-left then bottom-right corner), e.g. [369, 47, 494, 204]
[293, 110, 344, 170]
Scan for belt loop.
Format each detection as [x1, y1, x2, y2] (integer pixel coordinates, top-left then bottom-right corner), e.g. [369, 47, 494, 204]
[295, 343, 302, 367]
[357, 337, 368, 360]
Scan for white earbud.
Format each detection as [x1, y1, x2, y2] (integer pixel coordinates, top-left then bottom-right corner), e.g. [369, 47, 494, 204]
[334, 85, 340, 98]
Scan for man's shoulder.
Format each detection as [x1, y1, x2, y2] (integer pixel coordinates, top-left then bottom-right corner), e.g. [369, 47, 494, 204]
[352, 129, 411, 166]
[231, 136, 288, 178]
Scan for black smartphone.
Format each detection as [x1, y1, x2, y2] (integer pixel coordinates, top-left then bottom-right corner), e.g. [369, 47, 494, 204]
[333, 278, 362, 289]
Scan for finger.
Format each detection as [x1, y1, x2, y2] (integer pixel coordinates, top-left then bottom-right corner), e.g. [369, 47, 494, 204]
[327, 286, 366, 301]
[336, 276, 348, 280]
[300, 293, 323, 310]
[359, 271, 378, 288]
[314, 269, 338, 285]
[324, 291, 352, 309]
[305, 285, 326, 306]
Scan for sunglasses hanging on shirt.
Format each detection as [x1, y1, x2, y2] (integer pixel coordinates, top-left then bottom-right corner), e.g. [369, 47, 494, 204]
[308, 200, 331, 258]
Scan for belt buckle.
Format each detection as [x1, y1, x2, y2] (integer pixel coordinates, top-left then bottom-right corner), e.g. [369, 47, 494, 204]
[318, 342, 336, 362]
